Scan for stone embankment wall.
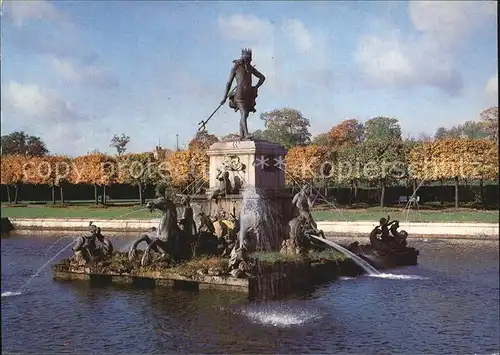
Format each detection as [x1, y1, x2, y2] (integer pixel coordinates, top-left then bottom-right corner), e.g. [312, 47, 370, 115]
[6, 217, 499, 237]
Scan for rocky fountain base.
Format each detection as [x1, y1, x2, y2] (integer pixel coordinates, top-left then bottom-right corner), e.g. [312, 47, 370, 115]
[52, 250, 363, 300]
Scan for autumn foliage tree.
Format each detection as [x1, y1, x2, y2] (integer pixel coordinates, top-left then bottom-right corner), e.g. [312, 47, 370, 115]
[0, 154, 27, 203]
[72, 153, 117, 205]
[327, 119, 364, 148]
[188, 129, 219, 151]
[166, 150, 192, 189]
[118, 152, 155, 205]
[23, 155, 72, 204]
[409, 138, 498, 208]
[284, 145, 329, 186]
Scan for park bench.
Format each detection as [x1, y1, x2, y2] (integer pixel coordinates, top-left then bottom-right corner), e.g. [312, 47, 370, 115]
[398, 195, 420, 205]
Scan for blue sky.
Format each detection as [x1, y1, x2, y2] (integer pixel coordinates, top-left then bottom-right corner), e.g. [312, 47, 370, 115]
[1, 0, 497, 156]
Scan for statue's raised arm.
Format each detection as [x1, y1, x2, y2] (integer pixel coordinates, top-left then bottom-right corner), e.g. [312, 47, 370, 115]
[251, 65, 265, 91]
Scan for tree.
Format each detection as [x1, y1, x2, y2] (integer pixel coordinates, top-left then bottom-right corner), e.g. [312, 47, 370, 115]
[188, 129, 219, 150]
[409, 138, 498, 208]
[72, 153, 117, 205]
[0, 155, 28, 203]
[312, 133, 330, 146]
[480, 106, 498, 142]
[460, 121, 487, 139]
[110, 134, 130, 156]
[1, 131, 49, 156]
[220, 133, 241, 142]
[363, 117, 404, 207]
[364, 117, 402, 141]
[434, 127, 450, 140]
[166, 150, 192, 188]
[284, 145, 329, 186]
[435, 121, 487, 140]
[260, 108, 311, 149]
[24, 155, 72, 204]
[336, 145, 364, 205]
[118, 153, 155, 205]
[328, 119, 364, 148]
[360, 138, 407, 207]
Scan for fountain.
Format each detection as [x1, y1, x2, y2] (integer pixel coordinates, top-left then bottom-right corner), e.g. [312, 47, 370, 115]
[50, 48, 419, 299]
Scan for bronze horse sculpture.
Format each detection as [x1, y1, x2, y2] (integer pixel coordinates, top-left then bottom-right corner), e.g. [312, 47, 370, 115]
[128, 196, 192, 266]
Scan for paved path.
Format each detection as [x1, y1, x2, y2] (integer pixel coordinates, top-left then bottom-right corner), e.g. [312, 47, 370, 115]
[5, 217, 499, 237]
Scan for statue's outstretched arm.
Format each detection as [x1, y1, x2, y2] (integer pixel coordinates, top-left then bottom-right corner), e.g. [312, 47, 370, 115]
[307, 196, 314, 209]
[222, 67, 236, 103]
[251, 66, 265, 89]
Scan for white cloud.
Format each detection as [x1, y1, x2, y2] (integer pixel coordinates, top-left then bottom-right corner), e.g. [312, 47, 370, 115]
[6, 0, 64, 27]
[282, 19, 313, 52]
[354, 1, 496, 95]
[409, 1, 497, 48]
[2, 81, 95, 155]
[4, 81, 87, 123]
[356, 35, 414, 84]
[355, 31, 462, 95]
[218, 14, 274, 44]
[49, 57, 118, 88]
[484, 72, 498, 104]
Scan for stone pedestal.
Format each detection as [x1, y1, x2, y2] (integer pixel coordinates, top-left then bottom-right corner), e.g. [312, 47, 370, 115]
[206, 139, 287, 194]
[196, 139, 293, 251]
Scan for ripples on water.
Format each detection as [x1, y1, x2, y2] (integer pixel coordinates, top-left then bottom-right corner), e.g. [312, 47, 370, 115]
[2, 233, 499, 354]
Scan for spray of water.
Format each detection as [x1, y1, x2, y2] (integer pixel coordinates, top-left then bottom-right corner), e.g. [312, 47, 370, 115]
[401, 180, 425, 223]
[309, 235, 428, 280]
[239, 186, 282, 251]
[238, 302, 322, 327]
[44, 236, 76, 257]
[2, 240, 77, 298]
[112, 207, 150, 220]
[309, 234, 380, 275]
[368, 273, 428, 280]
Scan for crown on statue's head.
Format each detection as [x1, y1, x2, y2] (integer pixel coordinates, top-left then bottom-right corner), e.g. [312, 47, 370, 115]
[241, 48, 252, 58]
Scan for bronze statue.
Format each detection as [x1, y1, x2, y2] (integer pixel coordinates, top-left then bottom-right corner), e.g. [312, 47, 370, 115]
[210, 168, 232, 203]
[292, 185, 324, 238]
[389, 220, 408, 247]
[129, 196, 192, 265]
[369, 218, 409, 253]
[221, 48, 266, 140]
[179, 195, 197, 237]
[379, 216, 396, 244]
[71, 222, 114, 264]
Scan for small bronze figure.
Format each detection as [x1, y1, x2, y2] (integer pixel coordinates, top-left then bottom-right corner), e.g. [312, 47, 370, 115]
[179, 195, 197, 237]
[292, 185, 325, 238]
[210, 168, 232, 203]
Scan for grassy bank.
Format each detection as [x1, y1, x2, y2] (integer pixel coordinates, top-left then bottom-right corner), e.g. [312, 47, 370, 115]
[1, 203, 498, 223]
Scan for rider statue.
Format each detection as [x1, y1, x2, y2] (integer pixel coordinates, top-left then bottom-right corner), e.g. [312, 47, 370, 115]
[72, 222, 114, 263]
[221, 48, 266, 140]
[210, 168, 232, 203]
[292, 184, 325, 238]
[179, 195, 197, 237]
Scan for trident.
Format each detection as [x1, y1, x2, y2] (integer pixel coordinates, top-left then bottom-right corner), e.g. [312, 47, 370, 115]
[197, 86, 237, 132]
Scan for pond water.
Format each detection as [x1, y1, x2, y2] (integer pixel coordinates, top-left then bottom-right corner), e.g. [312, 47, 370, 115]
[1, 233, 499, 354]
